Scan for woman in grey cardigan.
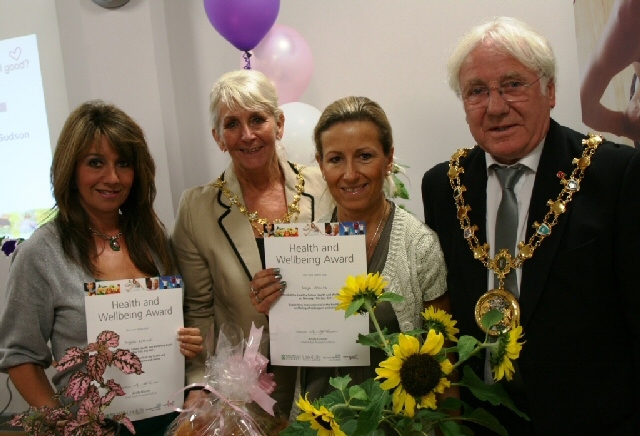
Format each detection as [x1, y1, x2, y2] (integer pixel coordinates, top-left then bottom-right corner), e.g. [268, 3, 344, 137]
[0, 100, 202, 435]
[251, 96, 450, 405]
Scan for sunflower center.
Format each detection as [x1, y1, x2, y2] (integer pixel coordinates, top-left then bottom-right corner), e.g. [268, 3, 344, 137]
[315, 415, 332, 430]
[399, 354, 441, 397]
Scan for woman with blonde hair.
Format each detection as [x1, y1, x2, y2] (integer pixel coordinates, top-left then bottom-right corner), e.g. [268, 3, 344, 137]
[171, 70, 333, 416]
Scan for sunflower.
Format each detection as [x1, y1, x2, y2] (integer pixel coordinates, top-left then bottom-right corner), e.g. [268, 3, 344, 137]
[490, 325, 525, 381]
[421, 306, 459, 342]
[296, 394, 346, 436]
[335, 272, 388, 313]
[375, 331, 453, 417]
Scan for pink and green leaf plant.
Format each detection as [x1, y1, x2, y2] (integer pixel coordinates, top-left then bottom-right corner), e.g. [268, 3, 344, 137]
[9, 330, 143, 435]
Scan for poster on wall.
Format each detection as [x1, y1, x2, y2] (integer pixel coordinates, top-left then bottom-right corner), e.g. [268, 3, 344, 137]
[0, 34, 54, 239]
[574, 0, 640, 148]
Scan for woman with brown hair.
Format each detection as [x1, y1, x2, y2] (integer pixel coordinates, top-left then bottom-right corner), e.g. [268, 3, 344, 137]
[0, 100, 203, 434]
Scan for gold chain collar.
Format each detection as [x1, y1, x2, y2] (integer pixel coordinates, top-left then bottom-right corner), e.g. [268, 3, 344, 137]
[448, 134, 602, 335]
[213, 163, 306, 236]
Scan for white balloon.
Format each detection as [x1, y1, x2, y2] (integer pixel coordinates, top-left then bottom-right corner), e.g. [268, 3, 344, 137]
[280, 102, 321, 166]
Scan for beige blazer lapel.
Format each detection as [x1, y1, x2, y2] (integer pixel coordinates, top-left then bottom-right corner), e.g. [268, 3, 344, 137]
[217, 165, 263, 280]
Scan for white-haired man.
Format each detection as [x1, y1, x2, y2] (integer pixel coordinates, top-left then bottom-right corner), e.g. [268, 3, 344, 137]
[422, 17, 640, 435]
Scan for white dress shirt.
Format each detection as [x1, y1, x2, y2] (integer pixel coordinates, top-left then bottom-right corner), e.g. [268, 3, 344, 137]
[484, 140, 545, 293]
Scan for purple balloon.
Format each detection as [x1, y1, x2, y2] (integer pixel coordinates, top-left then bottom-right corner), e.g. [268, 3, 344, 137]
[204, 0, 280, 52]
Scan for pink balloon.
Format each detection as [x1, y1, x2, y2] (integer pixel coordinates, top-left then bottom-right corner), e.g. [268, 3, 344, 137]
[250, 24, 314, 104]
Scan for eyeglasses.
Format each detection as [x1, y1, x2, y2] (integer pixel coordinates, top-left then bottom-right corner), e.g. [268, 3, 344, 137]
[462, 75, 544, 106]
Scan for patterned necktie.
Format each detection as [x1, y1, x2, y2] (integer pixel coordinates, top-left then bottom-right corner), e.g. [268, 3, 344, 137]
[493, 164, 525, 297]
[485, 164, 527, 386]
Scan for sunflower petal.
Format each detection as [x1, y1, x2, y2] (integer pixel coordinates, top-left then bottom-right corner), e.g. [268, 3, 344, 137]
[420, 329, 444, 355]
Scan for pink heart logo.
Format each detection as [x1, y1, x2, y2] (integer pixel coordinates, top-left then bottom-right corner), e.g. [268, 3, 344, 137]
[9, 47, 21, 60]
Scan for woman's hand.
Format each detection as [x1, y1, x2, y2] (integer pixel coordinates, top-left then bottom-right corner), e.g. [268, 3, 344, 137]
[178, 327, 204, 359]
[249, 268, 287, 314]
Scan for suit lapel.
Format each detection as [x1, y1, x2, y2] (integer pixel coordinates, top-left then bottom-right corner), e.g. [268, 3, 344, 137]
[217, 166, 263, 281]
[519, 120, 579, 326]
[216, 159, 316, 281]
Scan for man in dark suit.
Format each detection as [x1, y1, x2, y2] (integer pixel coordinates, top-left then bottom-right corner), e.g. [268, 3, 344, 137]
[422, 17, 640, 435]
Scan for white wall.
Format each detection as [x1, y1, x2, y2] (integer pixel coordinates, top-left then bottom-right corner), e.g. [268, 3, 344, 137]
[2, 0, 585, 225]
[0, 0, 583, 414]
[161, 0, 584, 219]
[54, 0, 177, 227]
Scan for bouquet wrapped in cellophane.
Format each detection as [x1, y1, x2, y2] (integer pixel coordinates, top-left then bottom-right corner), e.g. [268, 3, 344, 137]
[165, 322, 288, 436]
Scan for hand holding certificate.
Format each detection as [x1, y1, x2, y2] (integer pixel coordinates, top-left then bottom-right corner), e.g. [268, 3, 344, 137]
[265, 222, 370, 366]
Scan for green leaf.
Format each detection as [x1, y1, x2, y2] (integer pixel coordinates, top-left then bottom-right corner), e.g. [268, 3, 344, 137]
[437, 419, 464, 436]
[414, 407, 447, 422]
[279, 421, 316, 436]
[480, 309, 504, 330]
[383, 332, 401, 348]
[456, 335, 480, 363]
[360, 379, 390, 406]
[464, 408, 508, 436]
[378, 292, 405, 303]
[348, 385, 368, 401]
[459, 366, 529, 420]
[338, 419, 358, 435]
[357, 333, 387, 350]
[318, 389, 347, 409]
[353, 386, 388, 435]
[394, 185, 410, 200]
[329, 375, 352, 392]
[346, 298, 365, 318]
[437, 396, 464, 412]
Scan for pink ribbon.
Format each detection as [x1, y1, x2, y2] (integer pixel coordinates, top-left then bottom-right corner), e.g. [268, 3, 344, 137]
[166, 322, 277, 422]
[244, 323, 277, 415]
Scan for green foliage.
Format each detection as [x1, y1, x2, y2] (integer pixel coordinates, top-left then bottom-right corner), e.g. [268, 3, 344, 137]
[459, 366, 528, 420]
[456, 335, 480, 362]
[280, 421, 316, 436]
[345, 299, 366, 318]
[480, 309, 505, 331]
[392, 174, 410, 200]
[289, 280, 528, 435]
[377, 292, 404, 303]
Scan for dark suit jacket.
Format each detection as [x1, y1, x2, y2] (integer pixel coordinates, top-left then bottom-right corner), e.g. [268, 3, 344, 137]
[422, 119, 640, 435]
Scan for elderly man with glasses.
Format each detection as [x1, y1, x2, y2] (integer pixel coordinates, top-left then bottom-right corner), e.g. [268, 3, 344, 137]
[422, 17, 640, 435]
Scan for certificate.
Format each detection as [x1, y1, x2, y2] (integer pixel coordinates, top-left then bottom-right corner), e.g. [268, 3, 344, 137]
[84, 276, 184, 421]
[266, 222, 369, 366]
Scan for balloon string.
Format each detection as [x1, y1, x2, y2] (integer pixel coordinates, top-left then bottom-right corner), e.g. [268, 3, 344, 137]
[243, 51, 252, 69]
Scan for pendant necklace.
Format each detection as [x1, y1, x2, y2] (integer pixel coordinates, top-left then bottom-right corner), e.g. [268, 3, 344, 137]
[90, 227, 123, 251]
[448, 133, 602, 335]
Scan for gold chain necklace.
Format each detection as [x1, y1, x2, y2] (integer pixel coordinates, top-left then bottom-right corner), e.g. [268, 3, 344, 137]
[448, 133, 602, 335]
[213, 164, 306, 236]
